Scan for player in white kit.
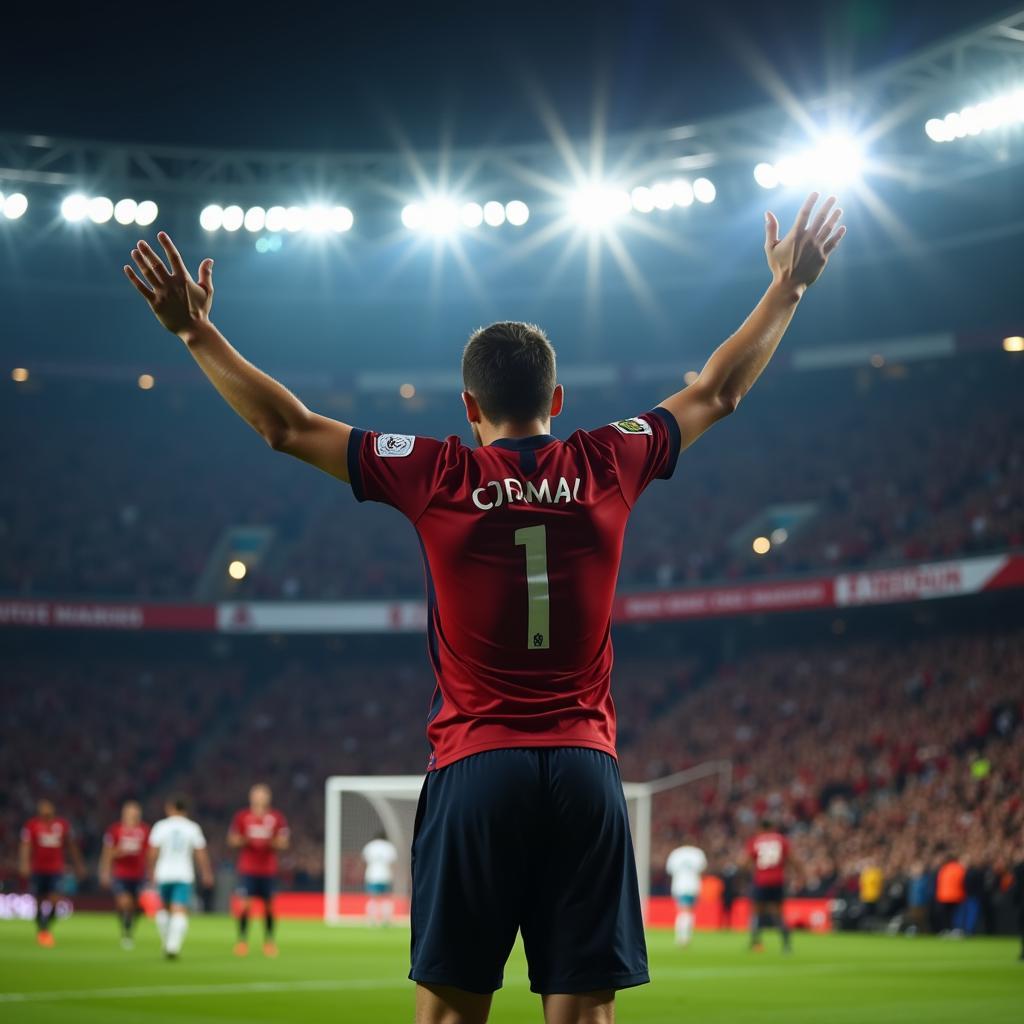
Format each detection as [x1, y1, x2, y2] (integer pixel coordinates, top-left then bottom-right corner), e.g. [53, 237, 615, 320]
[362, 833, 398, 925]
[147, 795, 214, 959]
[666, 843, 708, 947]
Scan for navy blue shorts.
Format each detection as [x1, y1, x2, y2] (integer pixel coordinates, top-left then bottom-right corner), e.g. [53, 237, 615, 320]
[409, 747, 649, 995]
[237, 875, 276, 902]
[753, 884, 785, 904]
[111, 878, 142, 899]
[32, 873, 62, 899]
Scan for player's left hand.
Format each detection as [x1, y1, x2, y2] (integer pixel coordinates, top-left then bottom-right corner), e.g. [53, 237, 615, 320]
[765, 192, 845, 289]
[124, 232, 215, 339]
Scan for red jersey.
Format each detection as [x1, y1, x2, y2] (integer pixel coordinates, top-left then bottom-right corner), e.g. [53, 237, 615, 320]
[103, 822, 150, 880]
[747, 831, 790, 887]
[231, 809, 289, 876]
[349, 408, 681, 770]
[21, 816, 72, 874]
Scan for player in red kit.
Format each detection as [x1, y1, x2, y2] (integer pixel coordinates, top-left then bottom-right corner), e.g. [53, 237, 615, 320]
[18, 799, 85, 947]
[745, 820, 793, 953]
[125, 191, 844, 1022]
[99, 800, 150, 949]
[228, 783, 289, 957]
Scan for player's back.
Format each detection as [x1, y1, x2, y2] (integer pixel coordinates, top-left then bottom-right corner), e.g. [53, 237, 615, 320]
[667, 845, 707, 894]
[350, 410, 679, 768]
[150, 816, 205, 882]
[748, 831, 789, 887]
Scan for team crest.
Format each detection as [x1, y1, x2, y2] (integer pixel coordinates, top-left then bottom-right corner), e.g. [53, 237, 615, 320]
[611, 417, 652, 436]
[375, 433, 415, 457]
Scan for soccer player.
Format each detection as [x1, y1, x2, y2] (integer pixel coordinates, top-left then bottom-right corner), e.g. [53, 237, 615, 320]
[362, 832, 399, 926]
[124, 192, 844, 1022]
[665, 842, 707, 947]
[746, 820, 792, 953]
[18, 799, 85, 947]
[228, 783, 289, 957]
[147, 795, 213, 960]
[99, 799, 150, 948]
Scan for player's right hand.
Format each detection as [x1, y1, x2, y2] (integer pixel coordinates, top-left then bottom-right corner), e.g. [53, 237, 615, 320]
[764, 192, 845, 290]
[124, 232, 214, 340]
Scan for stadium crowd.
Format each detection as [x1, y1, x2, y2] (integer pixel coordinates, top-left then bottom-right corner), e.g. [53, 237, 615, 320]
[2, 355, 1021, 601]
[3, 622, 1021, 934]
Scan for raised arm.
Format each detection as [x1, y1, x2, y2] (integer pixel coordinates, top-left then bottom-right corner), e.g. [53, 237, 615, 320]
[124, 233, 351, 480]
[659, 192, 845, 450]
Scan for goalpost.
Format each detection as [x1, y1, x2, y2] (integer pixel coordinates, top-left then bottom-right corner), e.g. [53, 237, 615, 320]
[324, 760, 731, 925]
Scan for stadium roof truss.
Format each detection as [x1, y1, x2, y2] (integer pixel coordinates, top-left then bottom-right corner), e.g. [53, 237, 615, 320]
[0, 8, 1022, 199]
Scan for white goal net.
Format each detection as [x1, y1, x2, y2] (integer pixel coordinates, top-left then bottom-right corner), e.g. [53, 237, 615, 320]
[324, 760, 731, 924]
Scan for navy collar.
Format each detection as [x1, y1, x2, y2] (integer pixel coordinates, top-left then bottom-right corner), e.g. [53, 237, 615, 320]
[489, 434, 557, 451]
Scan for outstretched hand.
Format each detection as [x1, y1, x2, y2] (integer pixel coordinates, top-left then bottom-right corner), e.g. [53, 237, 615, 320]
[124, 232, 214, 338]
[764, 192, 845, 290]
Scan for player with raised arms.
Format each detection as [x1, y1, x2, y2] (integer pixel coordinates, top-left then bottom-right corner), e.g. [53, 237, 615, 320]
[19, 798, 85, 947]
[228, 783, 289, 957]
[746, 819, 793, 953]
[124, 191, 844, 1023]
[99, 799, 150, 949]
[147, 795, 214, 960]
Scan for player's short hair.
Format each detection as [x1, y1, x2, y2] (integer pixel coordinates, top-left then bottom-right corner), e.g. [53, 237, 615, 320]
[167, 793, 189, 813]
[462, 322, 557, 425]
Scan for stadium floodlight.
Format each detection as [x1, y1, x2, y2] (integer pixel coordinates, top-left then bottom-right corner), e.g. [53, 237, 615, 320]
[650, 183, 674, 211]
[753, 162, 779, 189]
[752, 536, 771, 555]
[243, 206, 266, 233]
[693, 177, 717, 204]
[1004, 336, 1024, 352]
[200, 204, 223, 231]
[670, 179, 694, 207]
[423, 199, 460, 234]
[222, 205, 245, 232]
[401, 203, 424, 230]
[329, 206, 354, 232]
[569, 185, 631, 227]
[88, 196, 114, 224]
[505, 200, 529, 226]
[284, 206, 307, 232]
[113, 198, 138, 225]
[305, 205, 331, 232]
[460, 202, 483, 228]
[228, 559, 247, 580]
[11, 367, 29, 382]
[924, 87, 1024, 143]
[134, 200, 158, 226]
[265, 206, 287, 232]
[3, 192, 28, 220]
[61, 193, 90, 222]
[483, 201, 506, 227]
[630, 186, 654, 213]
[137, 373, 155, 390]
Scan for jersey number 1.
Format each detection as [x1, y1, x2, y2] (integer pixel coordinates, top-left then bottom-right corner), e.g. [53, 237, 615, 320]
[514, 525, 551, 650]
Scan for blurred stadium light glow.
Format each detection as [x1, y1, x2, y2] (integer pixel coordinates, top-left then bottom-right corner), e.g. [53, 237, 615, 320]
[228, 560, 247, 580]
[693, 177, 717, 204]
[505, 200, 529, 226]
[754, 134, 865, 189]
[265, 206, 287, 232]
[222, 205, 245, 232]
[424, 199, 459, 233]
[627, 179, 705, 215]
[483, 201, 506, 227]
[1003, 335, 1024, 352]
[2, 192, 28, 220]
[113, 198, 137, 225]
[11, 367, 29, 383]
[460, 202, 483, 228]
[399, 383, 416, 399]
[200, 205, 223, 231]
[244, 206, 266, 232]
[752, 536, 771, 555]
[328, 206, 354, 232]
[402, 203, 425, 230]
[134, 200, 158, 226]
[925, 87, 1024, 142]
[88, 196, 114, 224]
[630, 186, 654, 213]
[61, 194, 89, 222]
[137, 373, 155, 390]
[568, 185, 631, 227]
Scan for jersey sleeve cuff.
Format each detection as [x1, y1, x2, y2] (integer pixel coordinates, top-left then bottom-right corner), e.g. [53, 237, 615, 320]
[348, 427, 367, 502]
[648, 407, 681, 480]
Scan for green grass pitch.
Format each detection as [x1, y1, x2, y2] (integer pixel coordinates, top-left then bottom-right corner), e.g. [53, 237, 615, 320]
[0, 914, 1020, 1022]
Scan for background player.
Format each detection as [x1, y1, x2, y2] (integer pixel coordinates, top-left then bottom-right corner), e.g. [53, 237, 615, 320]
[147, 795, 213, 960]
[124, 193, 843, 1021]
[746, 819, 793, 953]
[18, 799, 84, 947]
[666, 841, 707, 947]
[228, 783, 289, 957]
[362, 831, 398, 926]
[99, 799, 149, 949]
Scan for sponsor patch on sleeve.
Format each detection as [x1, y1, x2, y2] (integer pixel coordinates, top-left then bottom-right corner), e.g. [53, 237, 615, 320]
[375, 433, 416, 458]
[610, 417, 652, 436]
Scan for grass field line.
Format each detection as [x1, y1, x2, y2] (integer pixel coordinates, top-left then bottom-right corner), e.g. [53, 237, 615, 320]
[0, 977, 409, 1004]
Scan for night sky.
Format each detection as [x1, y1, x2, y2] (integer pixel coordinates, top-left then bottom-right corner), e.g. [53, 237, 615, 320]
[3, 1, 1014, 151]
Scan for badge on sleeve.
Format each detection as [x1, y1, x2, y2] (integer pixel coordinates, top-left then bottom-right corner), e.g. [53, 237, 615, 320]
[610, 417, 652, 436]
[375, 433, 416, 458]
